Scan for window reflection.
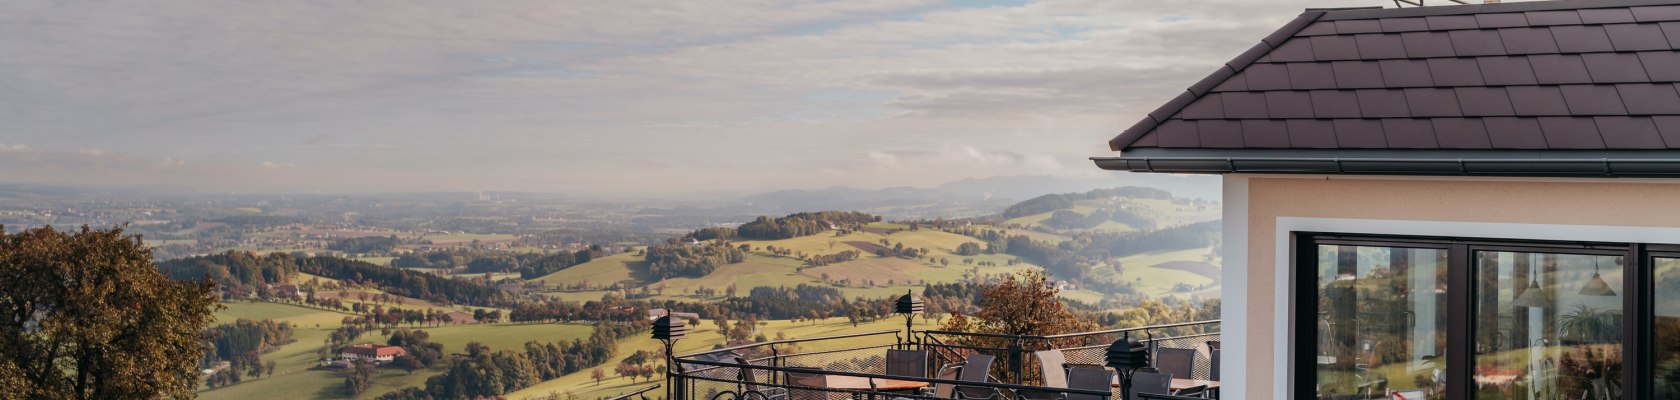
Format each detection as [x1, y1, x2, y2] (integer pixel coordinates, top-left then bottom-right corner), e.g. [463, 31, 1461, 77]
[1654, 257, 1680, 398]
[1316, 245, 1448, 399]
[1474, 252, 1622, 400]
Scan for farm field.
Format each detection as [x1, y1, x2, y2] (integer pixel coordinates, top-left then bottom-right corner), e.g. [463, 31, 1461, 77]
[532, 251, 644, 287]
[509, 316, 935, 400]
[1092, 247, 1220, 297]
[200, 301, 603, 400]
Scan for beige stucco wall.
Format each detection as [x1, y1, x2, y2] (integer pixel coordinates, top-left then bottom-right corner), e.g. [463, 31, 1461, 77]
[1243, 176, 1680, 396]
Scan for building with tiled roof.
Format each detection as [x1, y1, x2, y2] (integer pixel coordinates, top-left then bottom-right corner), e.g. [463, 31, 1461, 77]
[339, 343, 407, 363]
[1095, 1, 1680, 399]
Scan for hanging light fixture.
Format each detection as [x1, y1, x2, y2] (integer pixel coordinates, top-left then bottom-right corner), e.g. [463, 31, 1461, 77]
[1512, 277, 1550, 308]
[1579, 257, 1617, 297]
[894, 290, 923, 347]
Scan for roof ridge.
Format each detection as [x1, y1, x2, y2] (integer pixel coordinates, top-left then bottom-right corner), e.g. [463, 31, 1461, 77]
[1320, 0, 1680, 21]
[1108, 10, 1328, 151]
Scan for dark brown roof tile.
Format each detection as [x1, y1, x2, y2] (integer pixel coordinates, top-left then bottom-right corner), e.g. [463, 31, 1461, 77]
[1476, 13, 1530, 29]
[1333, 119, 1388, 148]
[1484, 117, 1550, 148]
[1449, 29, 1508, 56]
[1379, 59, 1436, 87]
[1427, 57, 1486, 86]
[1332, 61, 1385, 89]
[1638, 51, 1680, 81]
[1582, 52, 1651, 83]
[1211, 73, 1248, 92]
[1286, 119, 1340, 148]
[1433, 118, 1495, 148]
[1477, 56, 1538, 85]
[1507, 86, 1573, 116]
[1358, 89, 1412, 117]
[1335, 19, 1383, 34]
[1653, 116, 1680, 145]
[1265, 91, 1314, 119]
[1632, 6, 1680, 23]
[1180, 93, 1225, 119]
[1380, 17, 1430, 33]
[1525, 10, 1583, 26]
[1298, 21, 1338, 36]
[1595, 116, 1667, 148]
[1662, 22, 1680, 45]
[1311, 90, 1363, 118]
[1243, 63, 1292, 90]
[1605, 23, 1673, 51]
[1382, 118, 1441, 148]
[1287, 62, 1338, 89]
[1620, 83, 1680, 114]
[1221, 92, 1270, 118]
[1536, 117, 1606, 148]
[1155, 120, 1201, 148]
[1403, 31, 1458, 58]
[1560, 84, 1630, 115]
[1270, 38, 1316, 62]
[1551, 25, 1616, 53]
[1456, 87, 1516, 116]
[1528, 54, 1594, 84]
[1240, 120, 1292, 148]
[1427, 15, 1479, 31]
[1580, 8, 1638, 25]
[1498, 27, 1561, 55]
[1130, 130, 1159, 147]
[1405, 88, 1464, 117]
[1197, 120, 1246, 148]
[1353, 34, 1408, 59]
[1311, 36, 1362, 60]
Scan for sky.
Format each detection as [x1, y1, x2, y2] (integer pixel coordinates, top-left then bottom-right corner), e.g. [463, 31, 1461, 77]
[0, 0, 1502, 197]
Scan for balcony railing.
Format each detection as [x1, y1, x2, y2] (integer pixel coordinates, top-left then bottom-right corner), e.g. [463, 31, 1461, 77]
[666, 320, 1221, 400]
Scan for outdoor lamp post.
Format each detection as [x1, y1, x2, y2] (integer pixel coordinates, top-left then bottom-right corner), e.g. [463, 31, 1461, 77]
[652, 314, 688, 400]
[894, 290, 923, 348]
[1106, 336, 1150, 400]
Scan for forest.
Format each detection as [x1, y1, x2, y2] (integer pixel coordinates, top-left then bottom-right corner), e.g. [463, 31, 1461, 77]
[644, 242, 746, 279]
[157, 251, 299, 293]
[732, 211, 878, 240]
[297, 257, 511, 306]
[1001, 186, 1173, 219]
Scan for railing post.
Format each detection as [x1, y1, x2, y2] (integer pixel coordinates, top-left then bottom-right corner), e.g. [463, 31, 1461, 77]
[1008, 340, 1024, 385]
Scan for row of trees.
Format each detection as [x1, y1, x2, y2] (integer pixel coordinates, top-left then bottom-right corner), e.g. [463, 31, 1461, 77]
[375, 324, 636, 400]
[733, 211, 877, 240]
[298, 256, 511, 306]
[644, 242, 746, 279]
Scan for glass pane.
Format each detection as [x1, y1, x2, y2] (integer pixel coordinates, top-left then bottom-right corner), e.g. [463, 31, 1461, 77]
[1315, 245, 1448, 399]
[1655, 257, 1680, 398]
[1474, 251, 1623, 400]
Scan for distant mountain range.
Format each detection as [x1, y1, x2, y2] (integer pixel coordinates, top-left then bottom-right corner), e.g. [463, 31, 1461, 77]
[728, 174, 1218, 219]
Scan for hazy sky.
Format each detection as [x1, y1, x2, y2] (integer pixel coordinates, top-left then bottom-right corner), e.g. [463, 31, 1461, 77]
[0, 0, 1465, 196]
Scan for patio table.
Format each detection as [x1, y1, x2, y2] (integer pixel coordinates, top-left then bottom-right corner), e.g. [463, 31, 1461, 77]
[1111, 377, 1221, 391]
[820, 376, 930, 392]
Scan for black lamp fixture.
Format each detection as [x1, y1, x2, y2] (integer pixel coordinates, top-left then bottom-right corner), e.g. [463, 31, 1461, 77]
[652, 314, 688, 400]
[1579, 257, 1617, 297]
[894, 290, 924, 346]
[1106, 336, 1150, 400]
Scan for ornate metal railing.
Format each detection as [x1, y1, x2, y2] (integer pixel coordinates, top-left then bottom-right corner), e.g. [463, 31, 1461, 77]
[915, 320, 1221, 385]
[672, 356, 1110, 400]
[606, 384, 661, 400]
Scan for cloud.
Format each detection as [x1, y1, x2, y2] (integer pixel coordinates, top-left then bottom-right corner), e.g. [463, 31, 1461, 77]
[0, 143, 30, 153]
[0, 0, 1500, 195]
[76, 148, 105, 157]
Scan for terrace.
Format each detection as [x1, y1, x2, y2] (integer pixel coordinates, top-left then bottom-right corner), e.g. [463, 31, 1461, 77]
[657, 319, 1223, 400]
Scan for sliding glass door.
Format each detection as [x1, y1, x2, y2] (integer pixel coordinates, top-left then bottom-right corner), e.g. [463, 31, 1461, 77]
[1313, 244, 1448, 399]
[1296, 235, 1648, 400]
[1473, 251, 1623, 400]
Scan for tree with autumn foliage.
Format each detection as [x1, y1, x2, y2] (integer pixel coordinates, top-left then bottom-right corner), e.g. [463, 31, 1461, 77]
[938, 269, 1099, 382]
[0, 225, 220, 400]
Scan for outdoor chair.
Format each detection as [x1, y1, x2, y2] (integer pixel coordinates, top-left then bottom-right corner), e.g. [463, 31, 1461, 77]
[1155, 348, 1197, 381]
[954, 354, 1005, 400]
[734, 356, 789, 400]
[784, 369, 828, 400]
[1208, 349, 1220, 381]
[1172, 385, 1208, 398]
[919, 362, 962, 399]
[1138, 394, 1206, 400]
[1016, 350, 1070, 400]
[1065, 366, 1115, 400]
[1128, 371, 1173, 400]
[886, 349, 929, 378]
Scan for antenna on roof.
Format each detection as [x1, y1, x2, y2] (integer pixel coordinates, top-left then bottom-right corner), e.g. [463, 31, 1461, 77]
[1392, 0, 1474, 8]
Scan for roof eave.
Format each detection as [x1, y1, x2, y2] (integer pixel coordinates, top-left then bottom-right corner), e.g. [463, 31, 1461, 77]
[1092, 156, 1680, 177]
